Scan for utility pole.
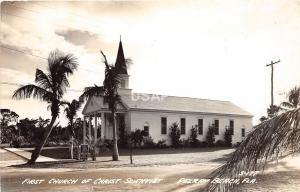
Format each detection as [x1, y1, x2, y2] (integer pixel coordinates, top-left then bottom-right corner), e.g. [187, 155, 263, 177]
[266, 60, 280, 112]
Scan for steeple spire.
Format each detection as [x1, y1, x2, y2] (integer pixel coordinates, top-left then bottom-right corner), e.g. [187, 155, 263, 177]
[115, 36, 128, 75]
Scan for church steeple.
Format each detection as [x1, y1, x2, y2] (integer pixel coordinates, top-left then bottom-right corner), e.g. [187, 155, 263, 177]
[115, 37, 130, 91]
[115, 36, 128, 75]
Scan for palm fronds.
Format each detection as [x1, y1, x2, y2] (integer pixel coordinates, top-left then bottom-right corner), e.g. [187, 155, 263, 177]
[12, 49, 78, 164]
[80, 85, 104, 101]
[100, 50, 110, 69]
[35, 69, 52, 90]
[280, 101, 294, 109]
[47, 50, 78, 98]
[47, 50, 78, 75]
[280, 86, 300, 110]
[62, 99, 84, 122]
[12, 84, 52, 101]
[81, 50, 122, 112]
[207, 108, 300, 192]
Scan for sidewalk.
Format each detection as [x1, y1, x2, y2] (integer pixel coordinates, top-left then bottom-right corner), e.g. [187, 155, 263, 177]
[3, 148, 58, 162]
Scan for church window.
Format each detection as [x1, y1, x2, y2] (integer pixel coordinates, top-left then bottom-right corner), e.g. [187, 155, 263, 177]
[229, 120, 234, 135]
[214, 119, 219, 135]
[180, 118, 186, 134]
[241, 128, 245, 137]
[198, 119, 203, 135]
[161, 117, 167, 134]
[144, 122, 149, 136]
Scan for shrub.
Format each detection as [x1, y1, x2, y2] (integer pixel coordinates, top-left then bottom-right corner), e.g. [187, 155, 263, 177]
[131, 129, 144, 148]
[142, 136, 156, 149]
[11, 136, 26, 148]
[224, 128, 232, 147]
[180, 138, 190, 148]
[206, 125, 215, 147]
[199, 141, 208, 147]
[189, 125, 200, 147]
[1, 125, 17, 144]
[169, 122, 181, 148]
[215, 140, 225, 147]
[156, 139, 167, 148]
[97, 139, 111, 152]
[118, 132, 130, 148]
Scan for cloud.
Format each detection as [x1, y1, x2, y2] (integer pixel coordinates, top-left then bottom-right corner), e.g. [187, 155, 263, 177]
[55, 29, 98, 46]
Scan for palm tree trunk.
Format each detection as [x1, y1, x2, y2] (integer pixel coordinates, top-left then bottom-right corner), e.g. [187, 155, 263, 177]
[112, 111, 119, 161]
[70, 136, 74, 159]
[27, 115, 57, 165]
[70, 122, 74, 159]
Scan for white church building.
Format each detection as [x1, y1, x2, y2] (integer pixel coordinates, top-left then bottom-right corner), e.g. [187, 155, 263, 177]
[82, 40, 253, 145]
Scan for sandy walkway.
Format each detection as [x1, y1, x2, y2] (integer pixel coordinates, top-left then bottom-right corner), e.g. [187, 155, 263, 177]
[1, 148, 300, 191]
[237, 154, 300, 192]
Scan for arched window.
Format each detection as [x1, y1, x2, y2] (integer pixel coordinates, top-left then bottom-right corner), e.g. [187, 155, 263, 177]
[144, 122, 149, 136]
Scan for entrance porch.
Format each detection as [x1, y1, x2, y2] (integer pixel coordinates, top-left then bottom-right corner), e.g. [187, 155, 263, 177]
[82, 112, 127, 145]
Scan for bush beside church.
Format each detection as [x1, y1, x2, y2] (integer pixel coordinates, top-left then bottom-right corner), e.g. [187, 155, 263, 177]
[116, 122, 233, 149]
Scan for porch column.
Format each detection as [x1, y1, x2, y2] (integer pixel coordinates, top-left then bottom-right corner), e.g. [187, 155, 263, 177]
[83, 116, 86, 144]
[88, 116, 92, 141]
[101, 112, 105, 139]
[94, 113, 97, 144]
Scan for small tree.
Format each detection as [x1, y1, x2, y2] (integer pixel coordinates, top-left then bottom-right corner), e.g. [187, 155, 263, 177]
[189, 125, 199, 147]
[169, 122, 181, 148]
[131, 129, 144, 148]
[224, 128, 232, 147]
[61, 99, 84, 159]
[206, 125, 215, 147]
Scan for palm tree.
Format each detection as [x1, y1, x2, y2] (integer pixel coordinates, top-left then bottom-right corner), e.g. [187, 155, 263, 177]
[207, 102, 300, 191]
[61, 99, 84, 159]
[280, 86, 300, 110]
[80, 51, 123, 161]
[12, 50, 78, 164]
[267, 104, 281, 117]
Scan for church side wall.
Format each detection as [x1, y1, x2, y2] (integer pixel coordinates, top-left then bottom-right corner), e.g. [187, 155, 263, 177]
[129, 110, 252, 145]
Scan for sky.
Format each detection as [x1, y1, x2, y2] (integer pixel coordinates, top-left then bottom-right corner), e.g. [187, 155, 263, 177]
[0, 0, 300, 126]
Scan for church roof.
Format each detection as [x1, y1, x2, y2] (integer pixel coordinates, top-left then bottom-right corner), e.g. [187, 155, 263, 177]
[115, 39, 128, 75]
[120, 93, 252, 117]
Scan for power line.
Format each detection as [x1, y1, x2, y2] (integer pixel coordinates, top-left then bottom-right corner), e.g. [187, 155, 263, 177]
[0, 82, 22, 86]
[0, 81, 84, 93]
[0, 44, 102, 74]
[0, 44, 47, 60]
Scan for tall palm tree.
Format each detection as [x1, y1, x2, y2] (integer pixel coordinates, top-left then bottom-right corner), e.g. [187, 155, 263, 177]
[280, 86, 300, 110]
[80, 51, 122, 161]
[206, 96, 300, 191]
[61, 98, 83, 159]
[12, 50, 78, 164]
